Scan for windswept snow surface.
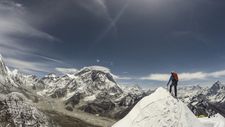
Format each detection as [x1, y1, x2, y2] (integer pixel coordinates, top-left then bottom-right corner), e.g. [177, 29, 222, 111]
[113, 87, 225, 127]
[199, 114, 225, 127]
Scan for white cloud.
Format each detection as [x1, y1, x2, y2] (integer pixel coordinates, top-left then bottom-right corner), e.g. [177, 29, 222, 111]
[111, 73, 132, 80]
[113, 75, 132, 80]
[87, 66, 111, 73]
[209, 70, 225, 78]
[34, 54, 63, 64]
[179, 72, 207, 81]
[55, 67, 78, 74]
[140, 74, 170, 81]
[140, 70, 225, 81]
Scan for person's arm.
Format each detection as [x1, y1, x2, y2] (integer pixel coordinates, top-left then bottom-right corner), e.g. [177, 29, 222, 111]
[167, 75, 172, 86]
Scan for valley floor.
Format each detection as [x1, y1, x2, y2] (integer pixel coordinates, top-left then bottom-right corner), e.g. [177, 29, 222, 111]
[36, 97, 116, 127]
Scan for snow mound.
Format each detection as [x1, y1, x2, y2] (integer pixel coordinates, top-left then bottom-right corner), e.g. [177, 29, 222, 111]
[199, 114, 225, 127]
[113, 87, 204, 127]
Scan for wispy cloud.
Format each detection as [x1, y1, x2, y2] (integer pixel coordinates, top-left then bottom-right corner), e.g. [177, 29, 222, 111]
[110, 73, 132, 80]
[140, 74, 170, 81]
[179, 72, 208, 81]
[113, 75, 132, 80]
[4, 58, 52, 74]
[0, 0, 64, 75]
[140, 70, 225, 81]
[34, 54, 64, 64]
[55, 67, 78, 74]
[0, 1, 57, 42]
[209, 70, 225, 78]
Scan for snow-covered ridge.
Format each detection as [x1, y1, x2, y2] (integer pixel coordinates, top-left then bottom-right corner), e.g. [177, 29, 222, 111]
[113, 87, 225, 127]
[113, 87, 203, 127]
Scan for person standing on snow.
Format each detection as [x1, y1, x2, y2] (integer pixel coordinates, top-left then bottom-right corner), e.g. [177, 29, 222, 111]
[167, 71, 179, 97]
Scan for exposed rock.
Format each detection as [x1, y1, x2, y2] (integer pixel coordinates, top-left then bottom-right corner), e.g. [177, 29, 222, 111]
[65, 106, 73, 111]
[50, 88, 67, 98]
[0, 92, 48, 127]
[65, 93, 81, 107]
[79, 99, 115, 116]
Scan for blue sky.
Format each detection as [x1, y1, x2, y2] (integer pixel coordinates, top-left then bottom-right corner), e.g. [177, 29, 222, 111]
[1, 0, 225, 87]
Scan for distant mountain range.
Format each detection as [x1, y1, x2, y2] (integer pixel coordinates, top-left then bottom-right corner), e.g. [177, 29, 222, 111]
[0, 55, 225, 127]
[179, 81, 225, 117]
[0, 55, 145, 126]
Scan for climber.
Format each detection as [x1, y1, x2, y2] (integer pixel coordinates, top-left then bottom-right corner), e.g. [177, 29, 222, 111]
[167, 71, 179, 97]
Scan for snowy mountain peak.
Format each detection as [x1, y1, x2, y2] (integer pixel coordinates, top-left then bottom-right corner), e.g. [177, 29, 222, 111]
[188, 85, 203, 91]
[81, 66, 111, 73]
[208, 81, 225, 95]
[8, 69, 18, 76]
[212, 81, 223, 88]
[75, 65, 117, 85]
[76, 66, 111, 76]
[0, 54, 2, 60]
[44, 73, 57, 78]
[0, 54, 8, 76]
[65, 74, 76, 79]
[195, 85, 202, 89]
[113, 87, 204, 127]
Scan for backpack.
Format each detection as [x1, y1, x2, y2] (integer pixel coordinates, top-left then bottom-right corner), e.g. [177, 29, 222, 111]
[172, 72, 179, 81]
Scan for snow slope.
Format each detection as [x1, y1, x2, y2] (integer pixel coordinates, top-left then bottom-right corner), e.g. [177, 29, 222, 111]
[113, 87, 225, 127]
[199, 114, 225, 127]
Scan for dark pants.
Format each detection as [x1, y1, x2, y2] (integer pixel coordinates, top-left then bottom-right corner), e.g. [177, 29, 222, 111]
[170, 80, 178, 97]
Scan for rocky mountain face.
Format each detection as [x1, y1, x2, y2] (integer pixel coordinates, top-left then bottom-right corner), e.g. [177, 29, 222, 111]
[0, 56, 51, 127]
[178, 82, 225, 117]
[207, 81, 225, 102]
[0, 55, 7, 76]
[36, 66, 146, 119]
[0, 92, 47, 127]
